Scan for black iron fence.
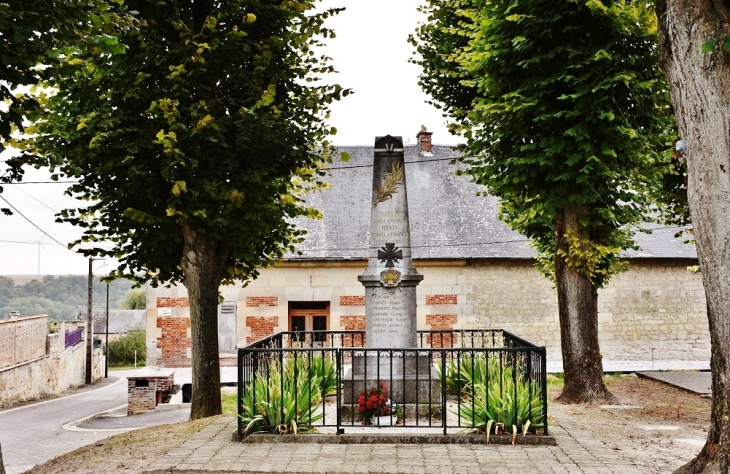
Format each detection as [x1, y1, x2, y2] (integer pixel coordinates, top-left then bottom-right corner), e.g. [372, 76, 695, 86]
[237, 330, 547, 440]
[241, 329, 538, 351]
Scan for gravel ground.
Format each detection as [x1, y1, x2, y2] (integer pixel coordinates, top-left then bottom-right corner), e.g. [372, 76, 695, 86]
[551, 373, 710, 473]
[22, 374, 710, 474]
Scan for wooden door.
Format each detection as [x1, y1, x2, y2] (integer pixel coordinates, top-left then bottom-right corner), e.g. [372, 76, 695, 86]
[288, 302, 329, 346]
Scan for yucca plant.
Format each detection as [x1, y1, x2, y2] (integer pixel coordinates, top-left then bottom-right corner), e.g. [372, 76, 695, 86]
[437, 352, 493, 397]
[308, 354, 338, 397]
[451, 353, 545, 434]
[239, 357, 326, 436]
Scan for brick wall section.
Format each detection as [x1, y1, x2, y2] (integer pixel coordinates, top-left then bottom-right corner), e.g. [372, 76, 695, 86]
[157, 318, 191, 367]
[426, 294, 458, 305]
[340, 315, 366, 347]
[220, 358, 238, 367]
[246, 296, 278, 307]
[246, 316, 279, 343]
[157, 297, 189, 308]
[340, 315, 366, 331]
[127, 374, 174, 415]
[339, 296, 365, 306]
[426, 314, 458, 348]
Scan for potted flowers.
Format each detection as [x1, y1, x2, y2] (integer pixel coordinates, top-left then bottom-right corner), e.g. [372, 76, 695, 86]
[357, 382, 396, 425]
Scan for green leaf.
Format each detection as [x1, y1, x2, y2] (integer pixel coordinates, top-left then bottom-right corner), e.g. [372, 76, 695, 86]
[340, 151, 350, 162]
[702, 36, 720, 54]
[171, 181, 187, 196]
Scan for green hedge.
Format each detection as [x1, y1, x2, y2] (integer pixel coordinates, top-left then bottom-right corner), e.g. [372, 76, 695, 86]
[107, 327, 146, 366]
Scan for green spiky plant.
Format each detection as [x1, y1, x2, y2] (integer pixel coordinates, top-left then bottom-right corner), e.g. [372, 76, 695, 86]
[308, 354, 338, 397]
[436, 352, 494, 397]
[240, 356, 335, 436]
[453, 356, 545, 434]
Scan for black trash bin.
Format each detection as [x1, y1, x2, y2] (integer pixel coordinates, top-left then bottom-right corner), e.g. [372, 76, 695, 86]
[182, 383, 192, 403]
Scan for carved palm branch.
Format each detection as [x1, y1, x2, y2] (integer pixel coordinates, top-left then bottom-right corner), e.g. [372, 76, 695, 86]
[373, 162, 404, 206]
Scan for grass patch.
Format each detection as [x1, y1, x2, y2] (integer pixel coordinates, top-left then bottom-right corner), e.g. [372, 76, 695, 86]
[547, 373, 564, 391]
[109, 364, 146, 371]
[221, 391, 237, 415]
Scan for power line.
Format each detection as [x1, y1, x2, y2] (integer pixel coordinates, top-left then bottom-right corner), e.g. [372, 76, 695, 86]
[8, 183, 59, 213]
[329, 156, 460, 171]
[0, 239, 45, 245]
[10, 181, 79, 184]
[4, 158, 455, 180]
[0, 194, 69, 248]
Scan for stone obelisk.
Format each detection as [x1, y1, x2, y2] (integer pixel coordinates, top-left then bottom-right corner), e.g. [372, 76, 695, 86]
[358, 135, 423, 348]
[342, 135, 435, 408]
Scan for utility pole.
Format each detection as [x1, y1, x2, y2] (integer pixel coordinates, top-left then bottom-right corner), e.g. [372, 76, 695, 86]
[85, 257, 93, 384]
[105, 281, 109, 378]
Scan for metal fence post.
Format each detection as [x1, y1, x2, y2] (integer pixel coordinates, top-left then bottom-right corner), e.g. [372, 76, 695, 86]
[237, 349, 243, 441]
[541, 346, 548, 435]
[442, 348, 447, 435]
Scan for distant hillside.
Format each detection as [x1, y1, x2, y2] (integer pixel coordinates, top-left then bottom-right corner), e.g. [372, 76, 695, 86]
[0, 275, 140, 321]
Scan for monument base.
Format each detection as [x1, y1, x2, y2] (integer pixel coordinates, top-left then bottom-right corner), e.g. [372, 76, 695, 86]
[338, 403, 442, 423]
[342, 353, 440, 404]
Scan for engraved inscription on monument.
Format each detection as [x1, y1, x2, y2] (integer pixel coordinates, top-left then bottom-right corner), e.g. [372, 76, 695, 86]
[369, 289, 410, 336]
[371, 212, 409, 249]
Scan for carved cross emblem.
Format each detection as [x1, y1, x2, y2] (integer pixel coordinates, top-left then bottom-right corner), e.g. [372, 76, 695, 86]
[381, 268, 401, 286]
[378, 243, 403, 267]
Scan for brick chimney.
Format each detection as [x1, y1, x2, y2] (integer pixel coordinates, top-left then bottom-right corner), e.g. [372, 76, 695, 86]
[416, 125, 433, 157]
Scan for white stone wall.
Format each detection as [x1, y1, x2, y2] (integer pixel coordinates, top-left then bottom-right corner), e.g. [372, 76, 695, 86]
[146, 259, 709, 371]
[0, 315, 48, 369]
[597, 261, 708, 365]
[0, 326, 89, 408]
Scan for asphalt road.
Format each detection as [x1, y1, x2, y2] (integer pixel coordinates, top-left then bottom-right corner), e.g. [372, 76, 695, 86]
[0, 370, 143, 474]
[0, 366, 236, 473]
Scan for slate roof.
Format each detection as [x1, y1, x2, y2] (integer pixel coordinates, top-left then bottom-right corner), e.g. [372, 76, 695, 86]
[287, 144, 696, 261]
[79, 310, 146, 334]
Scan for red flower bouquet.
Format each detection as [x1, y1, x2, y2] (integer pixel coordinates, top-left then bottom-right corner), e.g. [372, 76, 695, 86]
[357, 382, 394, 424]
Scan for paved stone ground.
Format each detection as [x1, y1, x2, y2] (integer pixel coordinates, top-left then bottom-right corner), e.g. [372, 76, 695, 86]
[637, 371, 712, 396]
[144, 405, 642, 474]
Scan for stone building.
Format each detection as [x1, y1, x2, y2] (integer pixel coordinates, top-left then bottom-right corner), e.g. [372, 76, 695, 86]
[145, 131, 708, 371]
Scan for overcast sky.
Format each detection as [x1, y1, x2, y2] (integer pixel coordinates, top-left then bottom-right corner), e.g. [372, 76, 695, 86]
[0, 0, 461, 277]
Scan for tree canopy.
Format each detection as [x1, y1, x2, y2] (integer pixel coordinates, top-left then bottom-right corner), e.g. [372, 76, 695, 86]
[413, 0, 676, 402]
[414, 0, 675, 284]
[119, 288, 146, 310]
[28, 0, 348, 418]
[0, 1, 123, 214]
[30, 0, 345, 286]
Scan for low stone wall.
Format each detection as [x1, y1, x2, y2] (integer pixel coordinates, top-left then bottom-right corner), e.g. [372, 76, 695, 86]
[0, 315, 47, 369]
[0, 323, 101, 408]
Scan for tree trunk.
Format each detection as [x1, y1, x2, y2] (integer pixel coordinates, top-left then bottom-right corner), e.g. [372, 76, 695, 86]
[658, 2, 730, 472]
[180, 221, 229, 420]
[555, 208, 616, 404]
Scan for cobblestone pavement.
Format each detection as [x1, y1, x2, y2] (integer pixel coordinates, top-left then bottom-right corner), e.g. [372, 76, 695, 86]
[145, 406, 642, 474]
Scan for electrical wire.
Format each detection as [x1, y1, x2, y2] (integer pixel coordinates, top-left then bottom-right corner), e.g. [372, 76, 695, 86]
[8, 183, 59, 213]
[0, 194, 69, 248]
[10, 181, 79, 184]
